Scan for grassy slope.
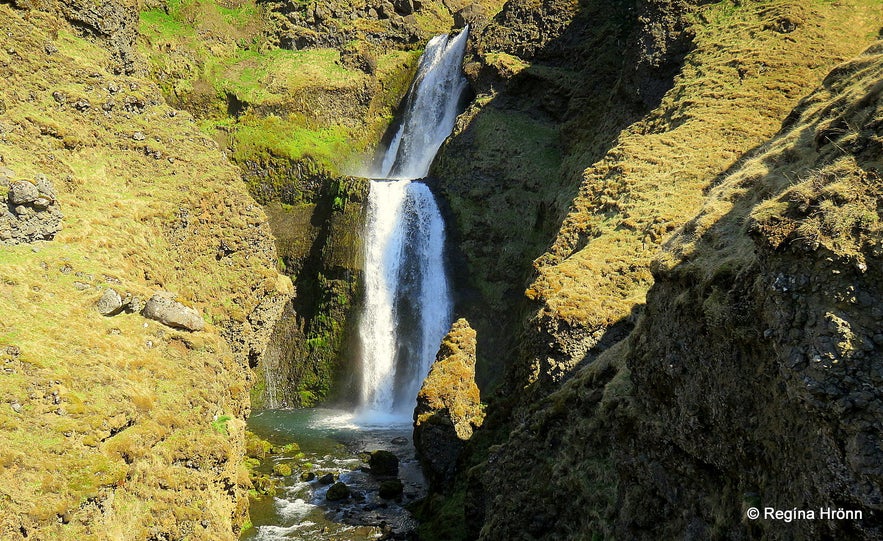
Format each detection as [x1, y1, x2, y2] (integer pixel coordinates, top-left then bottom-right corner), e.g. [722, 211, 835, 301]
[532, 0, 880, 324]
[0, 5, 290, 540]
[524, 0, 881, 376]
[137, 0, 446, 177]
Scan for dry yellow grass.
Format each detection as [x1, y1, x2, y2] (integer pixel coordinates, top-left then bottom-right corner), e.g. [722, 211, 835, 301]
[0, 5, 290, 539]
[528, 0, 882, 331]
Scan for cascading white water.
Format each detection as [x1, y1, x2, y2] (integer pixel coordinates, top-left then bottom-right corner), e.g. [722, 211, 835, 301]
[357, 27, 468, 418]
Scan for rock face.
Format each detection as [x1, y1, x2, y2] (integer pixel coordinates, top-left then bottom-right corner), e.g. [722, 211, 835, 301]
[413, 318, 483, 492]
[470, 34, 883, 541]
[142, 292, 205, 332]
[617, 43, 883, 541]
[0, 174, 63, 245]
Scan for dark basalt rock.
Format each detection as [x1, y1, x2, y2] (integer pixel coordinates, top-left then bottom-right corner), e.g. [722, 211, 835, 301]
[326, 481, 350, 501]
[368, 450, 399, 476]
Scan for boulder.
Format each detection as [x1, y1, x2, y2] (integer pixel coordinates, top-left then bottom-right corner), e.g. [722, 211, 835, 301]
[34, 174, 56, 201]
[96, 288, 123, 316]
[8, 181, 38, 205]
[300, 471, 316, 482]
[272, 463, 292, 477]
[368, 450, 399, 476]
[413, 318, 484, 492]
[141, 292, 205, 331]
[378, 479, 404, 499]
[1, 174, 63, 246]
[325, 481, 350, 501]
[318, 473, 335, 485]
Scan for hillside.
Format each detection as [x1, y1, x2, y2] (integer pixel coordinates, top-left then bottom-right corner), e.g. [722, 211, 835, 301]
[0, 2, 290, 539]
[434, 1, 882, 539]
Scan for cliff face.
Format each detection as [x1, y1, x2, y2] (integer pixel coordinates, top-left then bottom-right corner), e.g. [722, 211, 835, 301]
[432, 0, 705, 388]
[427, 0, 883, 539]
[0, 2, 290, 538]
[134, 0, 506, 407]
[619, 42, 883, 540]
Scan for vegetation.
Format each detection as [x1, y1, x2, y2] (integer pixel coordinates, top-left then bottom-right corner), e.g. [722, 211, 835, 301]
[529, 0, 881, 331]
[0, 4, 290, 538]
[137, 0, 426, 177]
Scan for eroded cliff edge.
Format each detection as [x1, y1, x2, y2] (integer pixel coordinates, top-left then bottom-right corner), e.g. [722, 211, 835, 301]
[422, 0, 882, 539]
[0, 1, 291, 538]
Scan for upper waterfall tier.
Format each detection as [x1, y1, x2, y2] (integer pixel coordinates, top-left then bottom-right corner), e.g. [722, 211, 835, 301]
[378, 26, 469, 180]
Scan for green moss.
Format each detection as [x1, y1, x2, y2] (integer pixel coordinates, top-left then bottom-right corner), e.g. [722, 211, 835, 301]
[272, 463, 292, 476]
[139, 9, 193, 40]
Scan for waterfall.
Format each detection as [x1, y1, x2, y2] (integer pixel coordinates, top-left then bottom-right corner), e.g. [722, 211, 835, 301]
[357, 27, 468, 418]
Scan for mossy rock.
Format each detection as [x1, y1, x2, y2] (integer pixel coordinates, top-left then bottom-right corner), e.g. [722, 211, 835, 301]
[378, 479, 404, 500]
[244, 432, 273, 459]
[272, 463, 293, 477]
[326, 481, 350, 501]
[300, 471, 316, 482]
[252, 475, 277, 497]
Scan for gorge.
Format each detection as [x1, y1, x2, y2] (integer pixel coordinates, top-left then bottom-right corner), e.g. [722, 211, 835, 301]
[0, 0, 881, 540]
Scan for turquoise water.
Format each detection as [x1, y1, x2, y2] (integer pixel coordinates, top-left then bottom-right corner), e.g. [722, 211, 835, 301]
[241, 409, 425, 541]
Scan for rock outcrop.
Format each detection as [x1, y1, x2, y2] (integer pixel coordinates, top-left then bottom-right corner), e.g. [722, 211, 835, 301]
[142, 292, 206, 332]
[0, 173, 63, 245]
[413, 318, 483, 492]
[617, 42, 883, 541]
[463, 25, 882, 541]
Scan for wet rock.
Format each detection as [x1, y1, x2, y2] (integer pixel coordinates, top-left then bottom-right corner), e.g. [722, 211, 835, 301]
[141, 292, 205, 331]
[96, 288, 123, 316]
[326, 481, 350, 501]
[413, 318, 484, 492]
[378, 479, 404, 499]
[391, 436, 408, 445]
[300, 471, 316, 482]
[318, 473, 335, 485]
[368, 450, 399, 476]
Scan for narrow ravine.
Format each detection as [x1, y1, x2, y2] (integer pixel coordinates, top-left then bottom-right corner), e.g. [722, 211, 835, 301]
[242, 27, 470, 541]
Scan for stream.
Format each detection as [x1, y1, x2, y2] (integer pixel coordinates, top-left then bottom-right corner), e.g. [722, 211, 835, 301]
[242, 410, 425, 540]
